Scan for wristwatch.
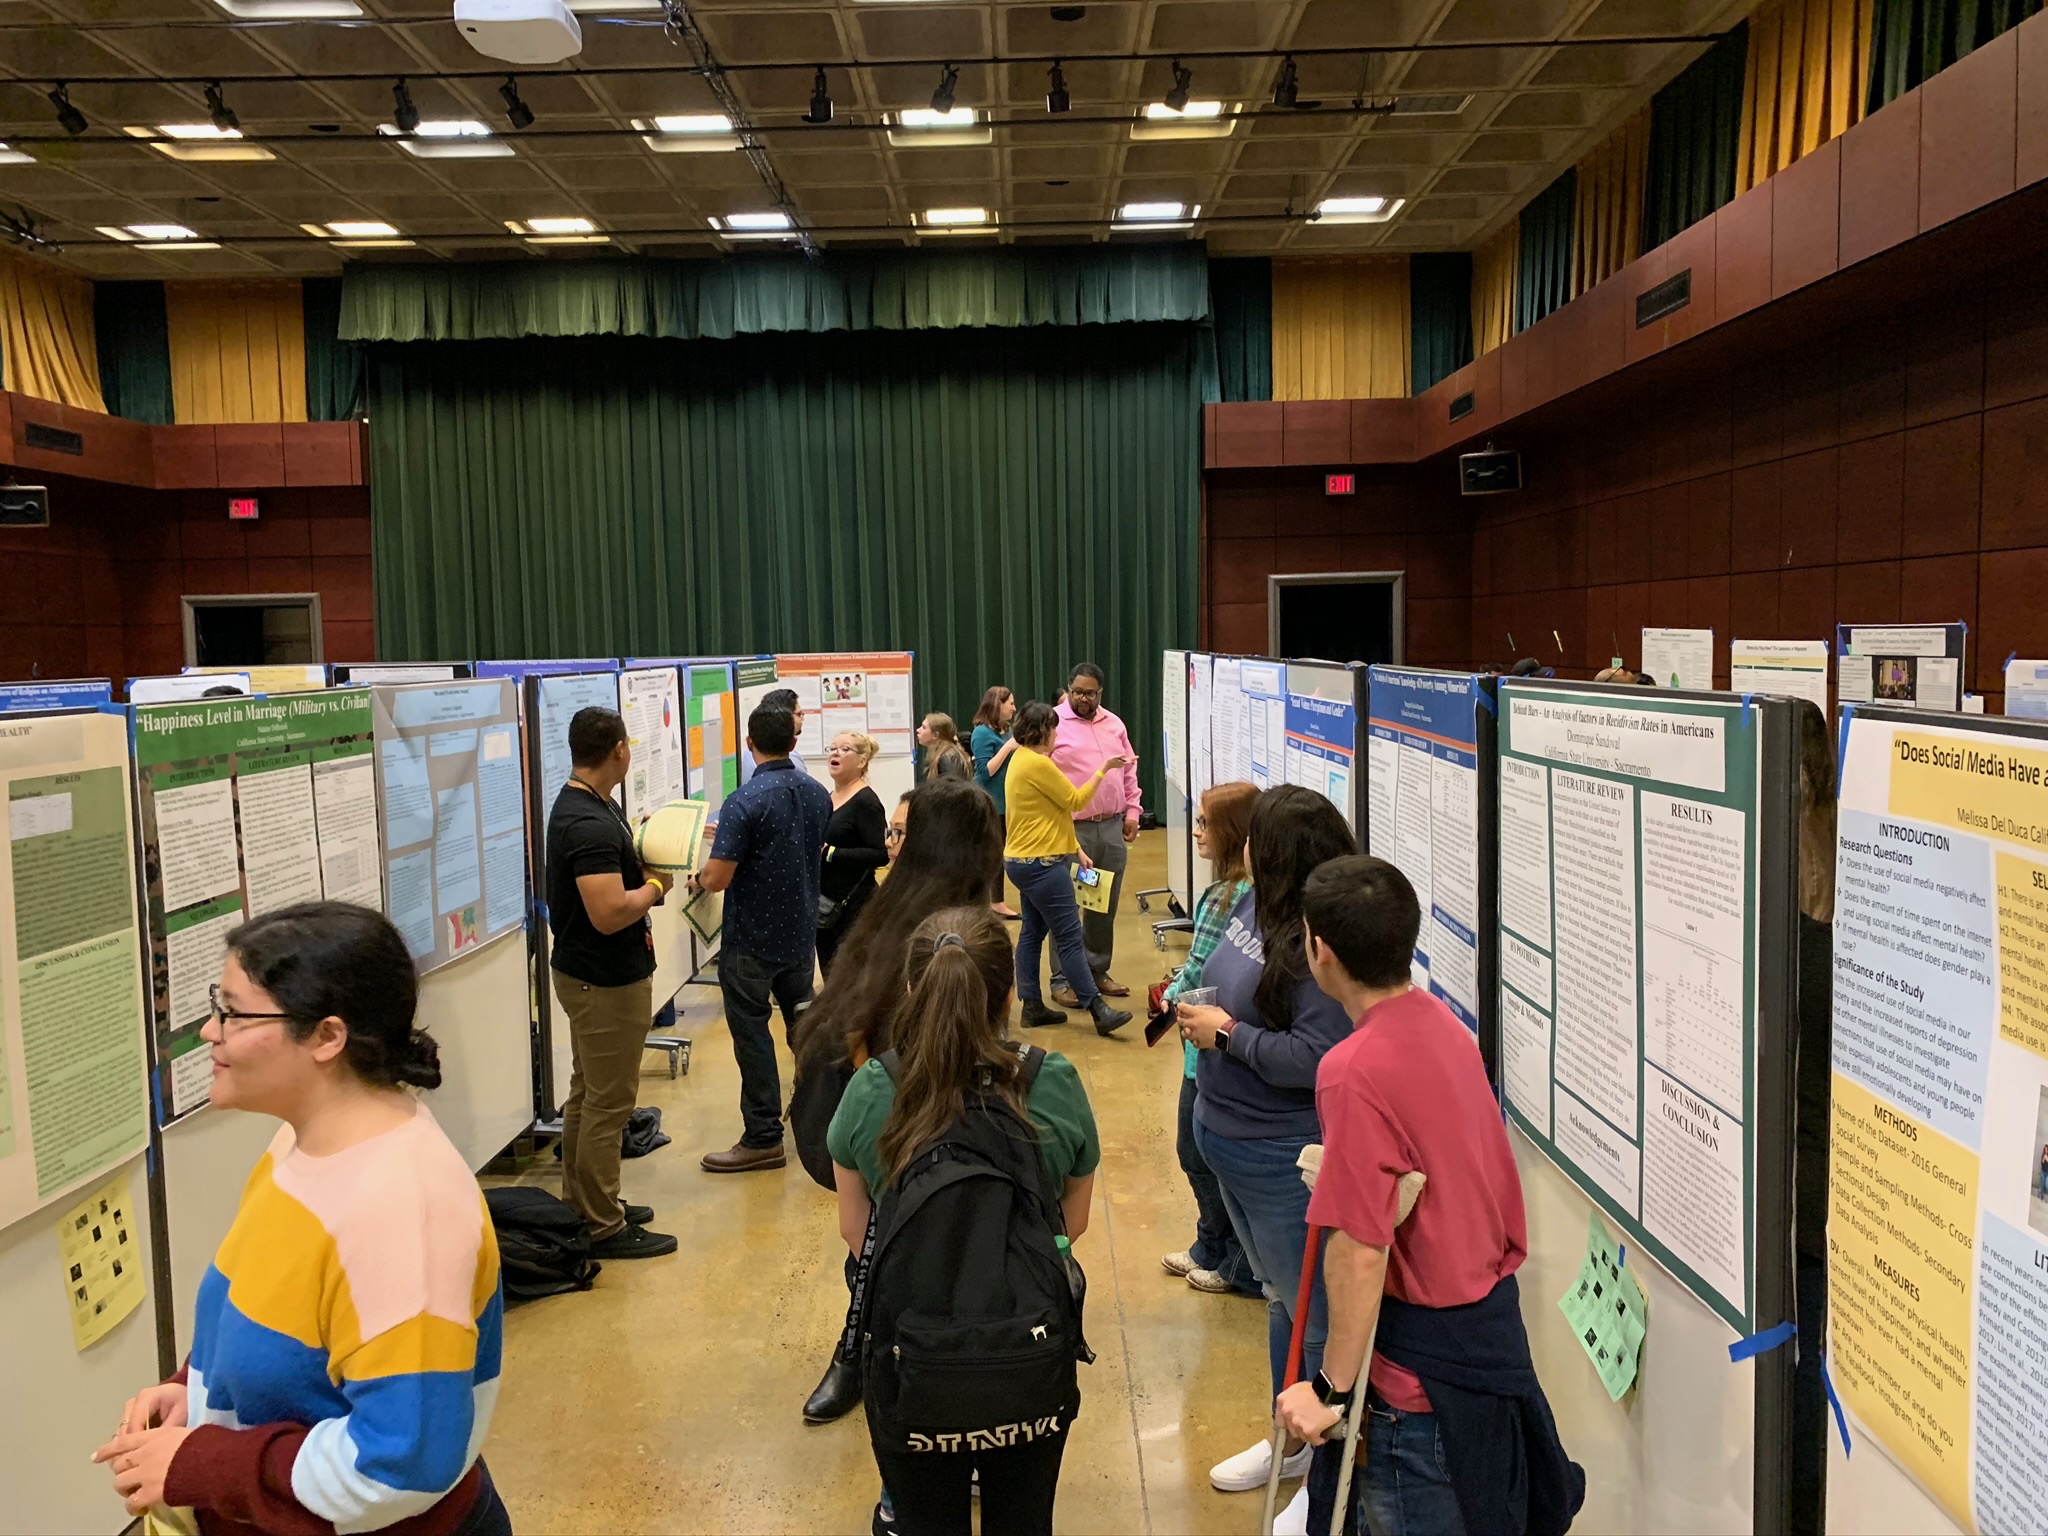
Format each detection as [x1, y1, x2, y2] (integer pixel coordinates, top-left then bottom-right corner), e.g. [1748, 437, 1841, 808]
[1312, 1370, 1355, 1410]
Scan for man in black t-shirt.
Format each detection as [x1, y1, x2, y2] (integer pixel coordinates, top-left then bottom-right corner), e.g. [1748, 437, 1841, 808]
[547, 706, 676, 1260]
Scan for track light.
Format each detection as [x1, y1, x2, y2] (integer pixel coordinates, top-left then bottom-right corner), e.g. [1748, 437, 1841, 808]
[204, 81, 240, 133]
[498, 76, 533, 130]
[48, 84, 88, 136]
[804, 66, 832, 125]
[1272, 56, 1299, 109]
[391, 79, 420, 134]
[930, 63, 959, 114]
[1163, 59, 1193, 113]
[1046, 60, 1070, 115]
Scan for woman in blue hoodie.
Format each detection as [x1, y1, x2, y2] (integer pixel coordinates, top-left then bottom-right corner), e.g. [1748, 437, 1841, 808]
[1175, 784, 1357, 1527]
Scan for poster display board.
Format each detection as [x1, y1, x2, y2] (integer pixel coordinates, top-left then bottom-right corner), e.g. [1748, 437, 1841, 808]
[1731, 639, 1830, 713]
[735, 657, 781, 781]
[184, 664, 327, 695]
[0, 710, 150, 1231]
[0, 679, 112, 712]
[1283, 661, 1361, 832]
[1367, 667, 1494, 1053]
[129, 673, 250, 705]
[1828, 706, 2048, 1534]
[2004, 659, 2048, 720]
[1162, 650, 1191, 912]
[1495, 677, 1793, 1338]
[333, 663, 471, 684]
[1642, 627, 1715, 691]
[773, 652, 917, 805]
[682, 662, 740, 817]
[1186, 653, 1215, 904]
[617, 666, 687, 823]
[1838, 623, 1967, 712]
[1239, 659, 1287, 791]
[1209, 656, 1247, 787]
[369, 680, 523, 976]
[134, 691, 383, 1124]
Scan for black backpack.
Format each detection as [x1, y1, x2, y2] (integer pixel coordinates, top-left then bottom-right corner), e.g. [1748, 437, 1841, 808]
[485, 1186, 601, 1302]
[858, 1044, 1094, 1450]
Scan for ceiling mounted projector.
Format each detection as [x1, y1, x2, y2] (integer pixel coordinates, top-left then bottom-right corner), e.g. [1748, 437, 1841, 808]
[454, 0, 582, 65]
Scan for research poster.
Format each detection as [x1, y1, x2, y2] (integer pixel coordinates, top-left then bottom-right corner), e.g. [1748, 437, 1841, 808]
[617, 666, 686, 824]
[1162, 650, 1192, 911]
[0, 680, 113, 713]
[370, 680, 523, 975]
[533, 671, 623, 820]
[135, 690, 382, 1123]
[1368, 667, 1484, 1032]
[185, 664, 328, 695]
[685, 663, 739, 815]
[0, 711, 150, 1232]
[735, 657, 781, 781]
[1731, 639, 1831, 714]
[774, 653, 917, 801]
[2005, 660, 2048, 720]
[1830, 708, 2048, 1532]
[1240, 660, 1287, 792]
[1284, 663, 1360, 831]
[1210, 657, 1247, 787]
[1837, 623, 1966, 713]
[1642, 628, 1716, 692]
[1188, 653, 1214, 804]
[1497, 680, 1764, 1333]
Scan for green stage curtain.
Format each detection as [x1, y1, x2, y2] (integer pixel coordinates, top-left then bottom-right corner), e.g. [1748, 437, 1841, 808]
[366, 325, 1203, 812]
[341, 246, 1212, 344]
[1207, 257, 1273, 402]
[93, 281, 173, 424]
[303, 277, 364, 421]
[1867, 0, 2042, 108]
[1516, 170, 1576, 333]
[1409, 252, 1474, 394]
[1644, 25, 1750, 249]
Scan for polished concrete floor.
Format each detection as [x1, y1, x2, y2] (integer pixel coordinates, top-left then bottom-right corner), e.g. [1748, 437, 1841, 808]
[485, 833, 1290, 1534]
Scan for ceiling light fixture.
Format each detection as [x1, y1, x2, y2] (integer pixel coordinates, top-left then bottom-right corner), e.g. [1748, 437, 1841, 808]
[48, 85, 88, 137]
[209, 1, 365, 15]
[1272, 56, 1299, 109]
[99, 222, 217, 249]
[506, 215, 605, 245]
[391, 79, 420, 135]
[921, 206, 991, 228]
[0, 142, 34, 165]
[1163, 59, 1193, 113]
[128, 122, 274, 161]
[1114, 201, 1199, 230]
[930, 63, 960, 114]
[1046, 60, 1070, 115]
[379, 119, 512, 159]
[723, 211, 791, 231]
[637, 114, 739, 152]
[498, 76, 534, 131]
[1314, 195, 1403, 225]
[805, 67, 833, 125]
[205, 81, 240, 134]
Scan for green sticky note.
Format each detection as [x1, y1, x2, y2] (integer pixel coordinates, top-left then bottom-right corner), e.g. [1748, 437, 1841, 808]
[1558, 1208, 1648, 1402]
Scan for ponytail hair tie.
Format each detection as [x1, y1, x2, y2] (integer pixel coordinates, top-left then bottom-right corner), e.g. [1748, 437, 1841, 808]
[933, 932, 965, 950]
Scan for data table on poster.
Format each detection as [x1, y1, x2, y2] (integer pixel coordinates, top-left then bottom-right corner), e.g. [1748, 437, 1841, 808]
[1496, 681, 1763, 1333]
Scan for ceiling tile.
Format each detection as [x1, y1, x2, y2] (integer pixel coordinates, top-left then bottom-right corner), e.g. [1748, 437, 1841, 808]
[692, 9, 846, 64]
[1000, 3, 1142, 54]
[1233, 135, 1348, 171]
[854, 7, 989, 60]
[1146, 2, 1290, 53]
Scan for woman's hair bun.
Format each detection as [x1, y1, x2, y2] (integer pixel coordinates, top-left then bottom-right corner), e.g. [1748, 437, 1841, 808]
[393, 1029, 443, 1090]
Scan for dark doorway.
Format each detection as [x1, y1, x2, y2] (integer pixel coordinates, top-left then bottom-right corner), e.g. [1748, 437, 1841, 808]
[182, 594, 322, 667]
[1269, 573, 1403, 665]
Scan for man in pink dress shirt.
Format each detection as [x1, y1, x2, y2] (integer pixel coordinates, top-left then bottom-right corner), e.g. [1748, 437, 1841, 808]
[1049, 661, 1142, 1003]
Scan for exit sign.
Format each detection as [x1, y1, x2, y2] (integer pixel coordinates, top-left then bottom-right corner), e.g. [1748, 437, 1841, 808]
[1324, 472, 1355, 496]
[227, 496, 260, 520]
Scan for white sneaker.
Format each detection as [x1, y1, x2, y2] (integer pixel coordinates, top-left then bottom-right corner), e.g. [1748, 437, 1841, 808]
[1273, 1485, 1311, 1536]
[1161, 1249, 1197, 1276]
[1209, 1437, 1312, 1492]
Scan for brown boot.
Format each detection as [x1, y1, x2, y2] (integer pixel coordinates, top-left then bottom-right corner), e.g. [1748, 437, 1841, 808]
[1097, 974, 1131, 997]
[701, 1141, 787, 1173]
[1051, 985, 1083, 1009]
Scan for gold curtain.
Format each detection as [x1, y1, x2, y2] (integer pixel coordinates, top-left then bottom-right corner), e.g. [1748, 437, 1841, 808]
[1269, 256, 1412, 400]
[1737, 0, 1875, 192]
[1471, 218, 1519, 357]
[0, 250, 106, 411]
[164, 279, 308, 424]
[1573, 109, 1650, 297]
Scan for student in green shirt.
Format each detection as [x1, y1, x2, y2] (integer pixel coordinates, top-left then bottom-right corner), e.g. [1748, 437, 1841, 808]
[827, 906, 1100, 1536]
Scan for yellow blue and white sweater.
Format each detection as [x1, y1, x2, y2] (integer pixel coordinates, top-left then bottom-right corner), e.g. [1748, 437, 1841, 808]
[164, 1104, 503, 1536]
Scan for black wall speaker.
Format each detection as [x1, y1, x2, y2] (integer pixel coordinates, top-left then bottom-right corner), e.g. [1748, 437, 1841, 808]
[1458, 450, 1522, 496]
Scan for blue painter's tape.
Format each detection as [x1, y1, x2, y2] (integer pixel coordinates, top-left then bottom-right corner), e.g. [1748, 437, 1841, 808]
[1615, 1244, 1625, 1268]
[2005, 651, 2018, 672]
[1476, 687, 1497, 717]
[1821, 1355, 1852, 1458]
[147, 1142, 157, 1179]
[534, 900, 550, 926]
[1835, 703, 1856, 796]
[1728, 1320, 1797, 1362]
[1740, 693, 1755, 728]
[96, 701, 128, 717]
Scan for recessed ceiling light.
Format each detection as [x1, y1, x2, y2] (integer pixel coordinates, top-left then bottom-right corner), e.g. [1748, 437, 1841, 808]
[653, 114, 733, 134]
[525, 216, 595, 235]
[1132, 101, 1237, 141]
[635, 114, 740, 153]
[100, 222, 218, 249]
[130, 223, 200, 241]
[920, 207, 992, 228]
[301, 220, 399, 239]
[886, 107, 991, 146]
[566, 0, 660, 8]
[380, 120, 514, 159]
[1117, 202, 1191, 222]
[210, 0, 364, 15]
[0, 142, 33, 165]
[1314, 195, 1403, 224]
[1144, 100, 1222, 121]
[504, 216, 605, 244]
[126, 123, 275, 162]
[712, 211, 796, 240]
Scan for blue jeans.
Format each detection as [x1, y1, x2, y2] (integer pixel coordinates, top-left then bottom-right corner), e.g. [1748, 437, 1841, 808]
[1177, 1077, 1259, 1294]
[718, 948, 812, 1149]
[1194, 1120, 1326, 1395]
[1352, 1399, 1464, 1536]
[1008, 857, 1099, 1007]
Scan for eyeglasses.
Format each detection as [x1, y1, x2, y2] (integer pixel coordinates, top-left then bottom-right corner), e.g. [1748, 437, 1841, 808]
[207, 983, 296, 1034]
[885, 826, 906, 843]
[1194, 814, 1209, 829]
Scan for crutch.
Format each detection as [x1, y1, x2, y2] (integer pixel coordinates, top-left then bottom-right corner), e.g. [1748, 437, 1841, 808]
[1259, 1222, 1329, 1535]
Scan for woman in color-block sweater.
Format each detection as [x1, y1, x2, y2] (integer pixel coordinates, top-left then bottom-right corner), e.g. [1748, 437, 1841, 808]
[96, 902, 509, 1536]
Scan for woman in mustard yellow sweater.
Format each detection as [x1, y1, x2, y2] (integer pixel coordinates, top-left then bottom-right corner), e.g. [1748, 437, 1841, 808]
[1004, 701, 1133, 1036]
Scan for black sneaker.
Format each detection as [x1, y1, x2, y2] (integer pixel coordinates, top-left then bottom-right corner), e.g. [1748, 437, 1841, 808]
[1021, 1000, 1067, 1029]
[871, 1501, 900, 1536]
[1090, 997, 1133, 1036]
[623, 1203, 654, 1226]
[589, 1223, 677, 1260]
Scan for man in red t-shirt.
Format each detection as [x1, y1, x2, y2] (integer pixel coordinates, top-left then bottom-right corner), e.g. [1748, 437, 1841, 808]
[1277, 855, 1578, 1536]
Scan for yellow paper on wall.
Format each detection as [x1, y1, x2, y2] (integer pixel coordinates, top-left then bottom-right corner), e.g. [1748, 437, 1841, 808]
[55, 1171, 145, 1351]
[1075, 866, 1115, 914]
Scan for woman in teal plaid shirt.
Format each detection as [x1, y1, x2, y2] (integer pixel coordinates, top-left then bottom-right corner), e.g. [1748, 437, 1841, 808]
[1159, 781, 1263, 1297]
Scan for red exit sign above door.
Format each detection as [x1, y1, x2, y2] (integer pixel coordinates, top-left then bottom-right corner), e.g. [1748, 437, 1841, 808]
[227, 496, 260, 520]
[1324, 473, 1355, 496]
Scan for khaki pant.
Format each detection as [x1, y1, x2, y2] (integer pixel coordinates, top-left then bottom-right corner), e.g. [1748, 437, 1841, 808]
[554, 970, 653, 1240]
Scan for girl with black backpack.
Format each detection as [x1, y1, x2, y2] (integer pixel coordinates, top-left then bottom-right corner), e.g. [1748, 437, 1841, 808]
[827, 907, 1099, 1536]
